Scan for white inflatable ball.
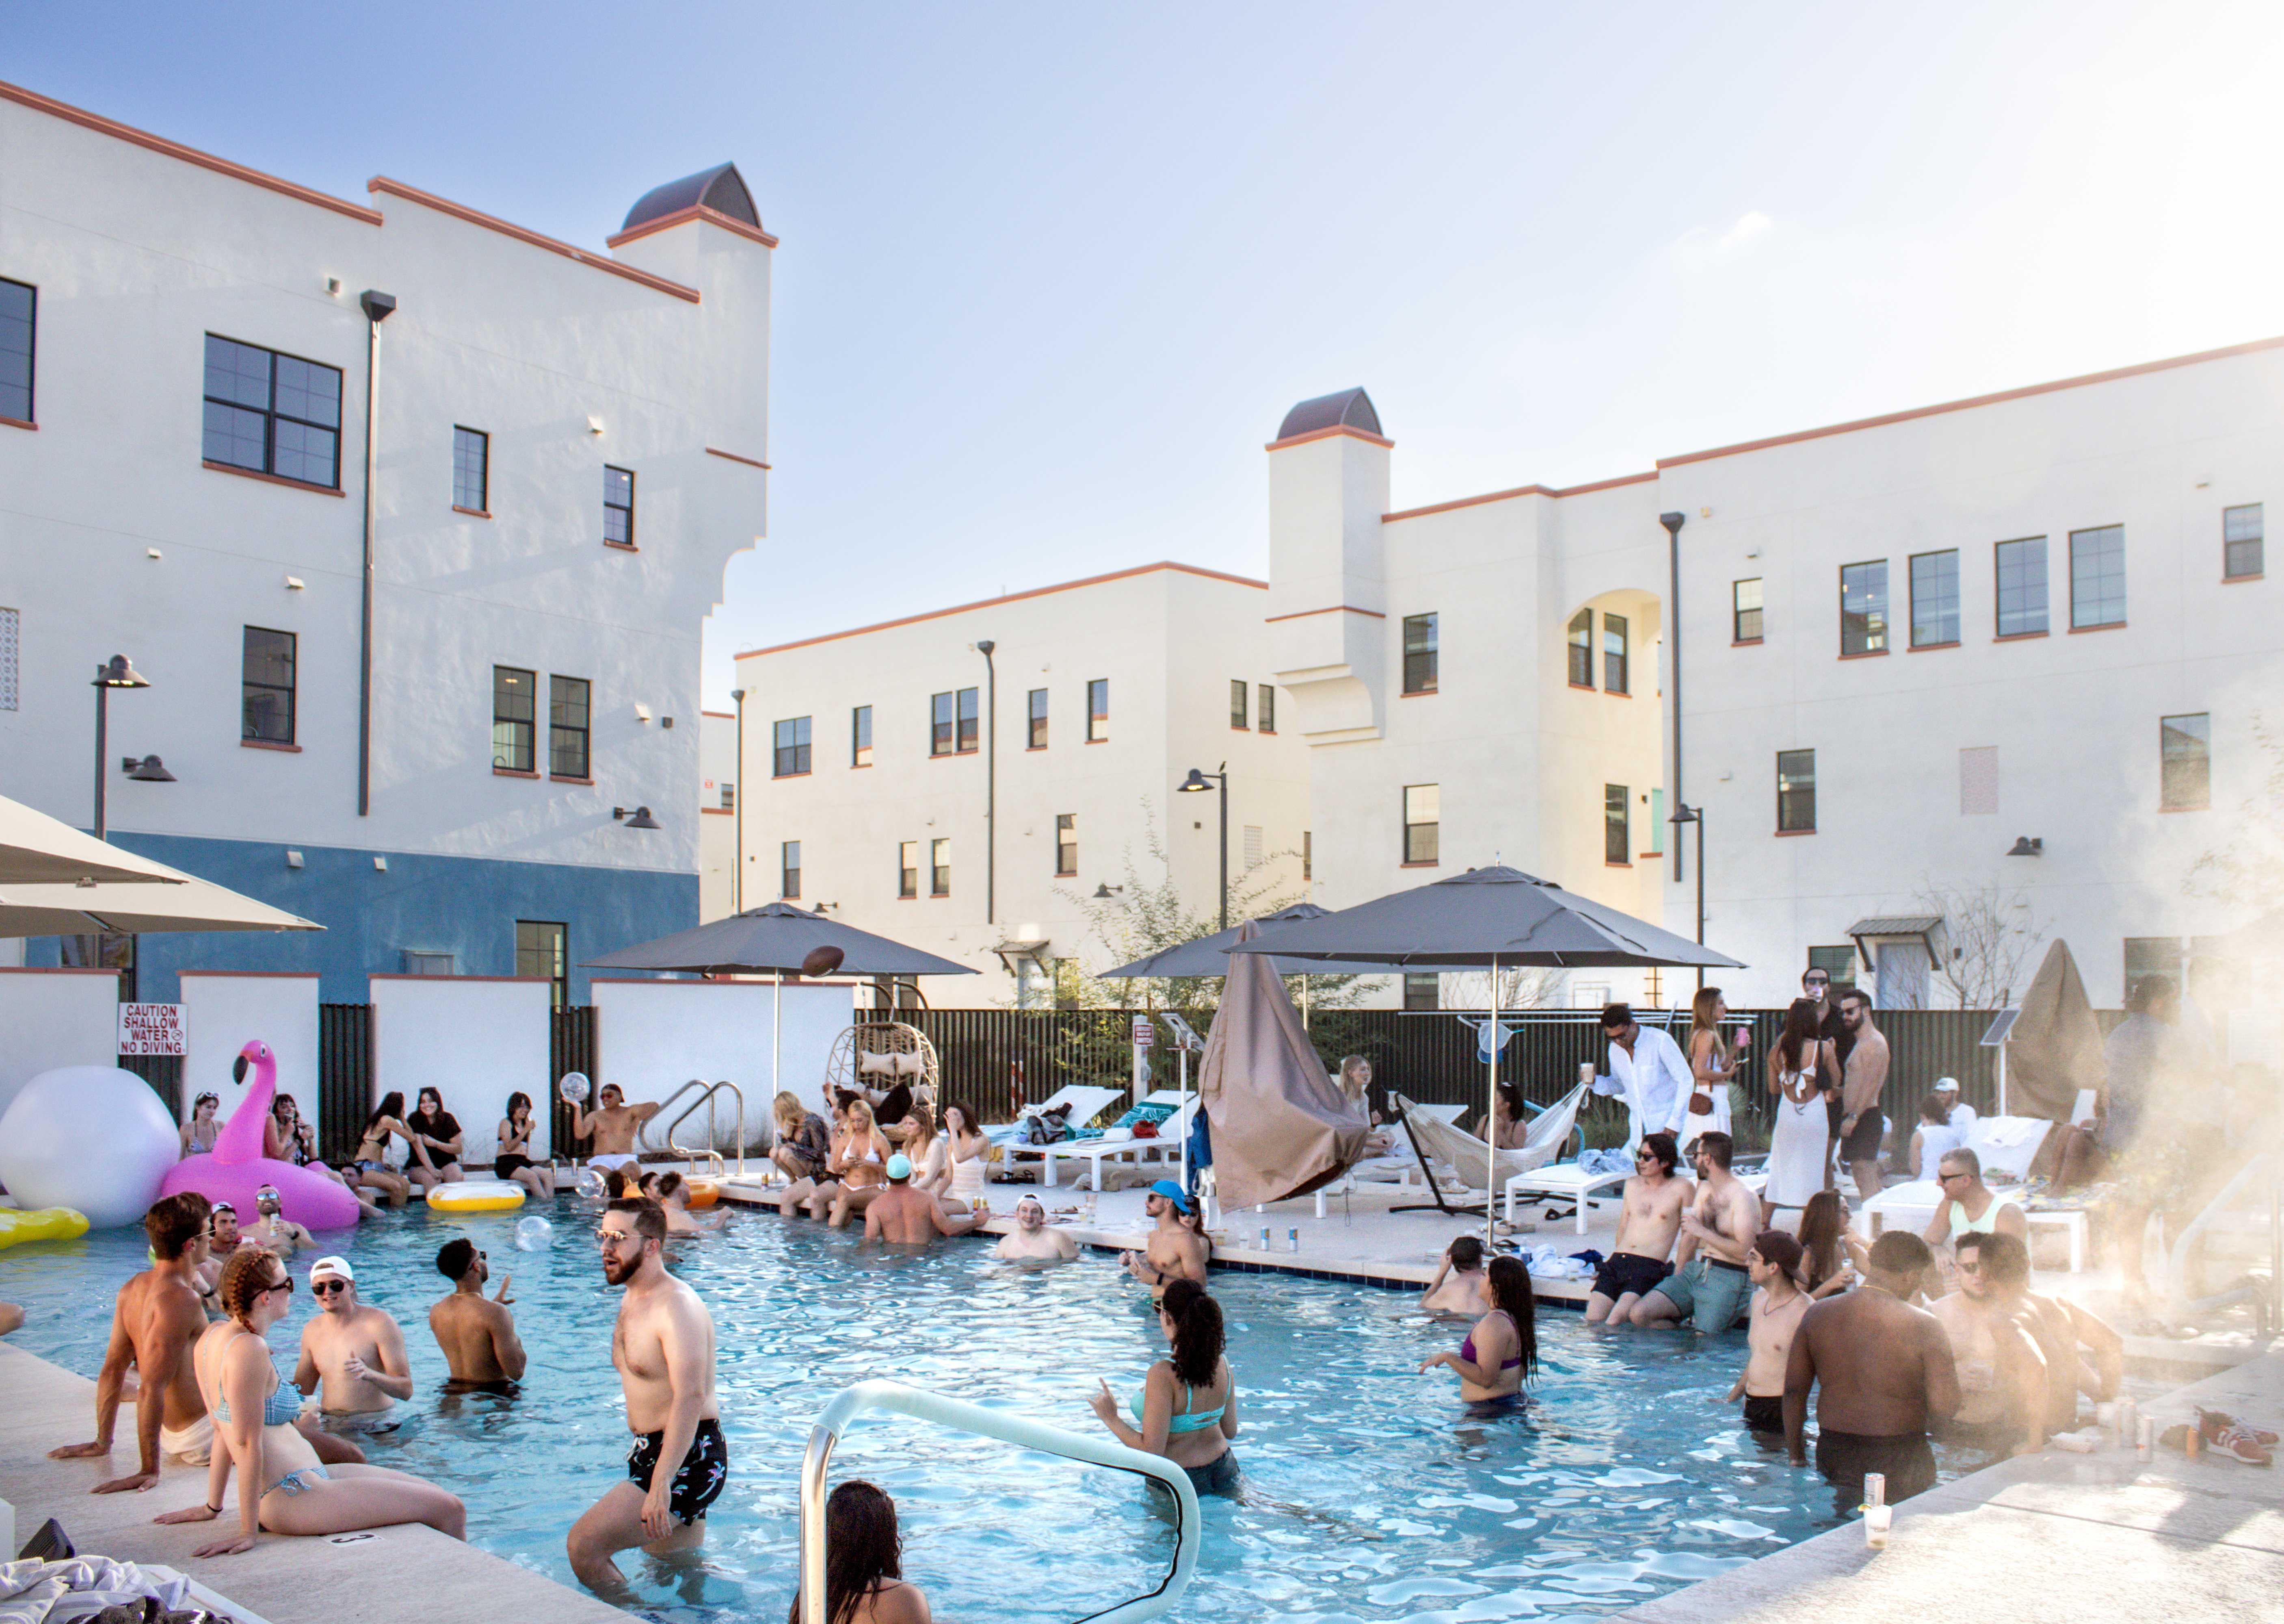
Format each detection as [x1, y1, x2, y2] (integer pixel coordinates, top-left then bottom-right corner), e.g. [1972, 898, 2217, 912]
[515, 1214, 555, 1251]
[558, 1071, 591, 1105]
[0, 1065, 180, 1229]
[574, 1165, 608, 1201]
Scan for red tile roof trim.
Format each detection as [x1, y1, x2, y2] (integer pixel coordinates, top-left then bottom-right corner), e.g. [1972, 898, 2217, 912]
[367, 178, 701, 302]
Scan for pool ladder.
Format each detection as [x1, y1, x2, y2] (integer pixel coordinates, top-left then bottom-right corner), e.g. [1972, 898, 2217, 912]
[656, 1077, 746, 1180]
[800, 1380, 1198, 1624]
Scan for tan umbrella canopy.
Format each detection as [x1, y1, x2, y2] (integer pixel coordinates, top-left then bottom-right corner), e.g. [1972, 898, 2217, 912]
[0, 867, 323, 937]
[2001, 938, 2104, 1121]
[0, 793, 189, 887]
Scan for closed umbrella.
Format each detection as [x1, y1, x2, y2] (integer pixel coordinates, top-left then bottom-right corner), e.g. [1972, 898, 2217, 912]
[0, 793, 189, 887]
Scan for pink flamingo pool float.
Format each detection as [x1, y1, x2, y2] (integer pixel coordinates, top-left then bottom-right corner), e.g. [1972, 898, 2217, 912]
[159, 1040, 363, 1230]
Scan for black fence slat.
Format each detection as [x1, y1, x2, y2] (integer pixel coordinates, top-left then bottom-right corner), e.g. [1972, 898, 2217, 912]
[317, 1002, 371, 1164]
[119, 1054, 182, 1121]
[553, 1005, 598, 1158]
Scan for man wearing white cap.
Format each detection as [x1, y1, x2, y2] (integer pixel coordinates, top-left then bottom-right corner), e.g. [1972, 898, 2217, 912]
[294, 1256, 412, 1422]
[1121, 1181, 1208, 1296]
[863, 1154, 988, 1246]
[1933, 1077, 1977, 1132]
[996, 1192, 1078, 1263]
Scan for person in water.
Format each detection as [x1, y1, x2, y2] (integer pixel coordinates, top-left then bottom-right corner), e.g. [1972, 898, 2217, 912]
[1725, 1230, 1809, 1438]
[995, 1193, 1078, 1262]
[655, 1171, 725, 1236]
[428, 1237, 525, 1392]
[1418, 1254, 1536, 1404]
[1120, 1181, 1209, 1295]
[246, 1185, 316, 1259]
[294, 1257, 413, 1421]
[788, 1478, 931, 1624]
[156, 1248, 463, 1554]
[180, 1093, 223, 1158]
[1088, 1277, 1241, 1497]
[1420, 1235, 1495, 1316]
[862, 1155, 988, 1246]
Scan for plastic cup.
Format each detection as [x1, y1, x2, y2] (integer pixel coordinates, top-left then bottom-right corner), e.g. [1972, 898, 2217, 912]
[2137, 1417, 2154, 1461]
[1863, 1505, 1892, 1549]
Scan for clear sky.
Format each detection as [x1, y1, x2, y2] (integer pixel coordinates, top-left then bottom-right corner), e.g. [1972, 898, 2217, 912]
[14, 1, 2284, 707]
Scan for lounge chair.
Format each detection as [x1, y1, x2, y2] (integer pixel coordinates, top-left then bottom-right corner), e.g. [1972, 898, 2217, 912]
[1389, 1086, 1590, 1220]
[988, 1085, 1127, 1151]
[1040, 1091, 1201, 1189]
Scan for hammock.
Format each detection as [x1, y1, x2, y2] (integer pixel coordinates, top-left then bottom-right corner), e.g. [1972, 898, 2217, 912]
[1391, 1084, 1588, 1199]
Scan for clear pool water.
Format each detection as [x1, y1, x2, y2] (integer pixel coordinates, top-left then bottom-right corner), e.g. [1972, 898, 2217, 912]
[0, 1203, 1970, 1623]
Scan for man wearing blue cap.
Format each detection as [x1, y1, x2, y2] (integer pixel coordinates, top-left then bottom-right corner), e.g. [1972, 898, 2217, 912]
[1121, 1180, 1208, 1296]
[863, 1153, 990, 1246]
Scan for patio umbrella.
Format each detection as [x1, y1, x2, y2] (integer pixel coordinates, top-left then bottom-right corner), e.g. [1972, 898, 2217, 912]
[1230, 865, 1742, 1246]
[0, 869, 322, 937]
[0, 793, 189, 887]
[1098, 902, 1394, 1031]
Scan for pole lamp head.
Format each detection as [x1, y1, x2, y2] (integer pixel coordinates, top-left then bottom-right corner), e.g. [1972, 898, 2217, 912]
[359, 290, 397, 324]
[2006, 836, 2043, 857]
[121, 755, 175, 782]
[730, 688, 746, 704]
[1659, 511, 1687, 538]
[93, 654, 149, 689]
[973, 639, 995, 657]
[1177, 769, 1213, 793]
[1669, 803, 1700, 825]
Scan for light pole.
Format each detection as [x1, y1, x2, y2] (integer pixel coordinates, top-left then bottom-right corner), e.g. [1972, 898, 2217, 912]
[1670, 802, 1705, 989]
[973, 640, 997, 925]
[356, 289, 397, 818]
[1177, 764, 1229, 932]
[1660, 510, 1687, 885]
[91, 654, 151, 840]
[729, 687, 747, 914]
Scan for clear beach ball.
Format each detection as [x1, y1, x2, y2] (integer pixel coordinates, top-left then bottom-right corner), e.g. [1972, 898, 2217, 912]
[515, 1215, 554, 1251]
[574, 1166, 608, 1200]
[558, 1071, 591, 1104]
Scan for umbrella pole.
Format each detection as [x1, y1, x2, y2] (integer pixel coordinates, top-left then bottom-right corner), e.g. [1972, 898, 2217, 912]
[1487, 955, 1500, 1252]
[774, 971, 783, 1111]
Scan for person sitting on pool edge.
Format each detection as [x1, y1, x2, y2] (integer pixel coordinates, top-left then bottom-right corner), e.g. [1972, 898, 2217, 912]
[574, 1082, 664, 1178]
[996, 1192, 1079, 1262]
[495, 1091, 557, 1200]
[1585, 1130, 1690, 1326]
[404, 1086, 467, 1192]
[1418, 1254, 1536, 1406]
[1121, 1180, 1209, 1295]
[769, 1088, 833, 1188]
[864, 1154, 988, 1246]
[1089, 1277, 1241, 1496]
[1421, 1234, 1495, 1317]
[789, 1479, 932, 1624]
[824, 1097, 896, 1229]
[1629, 1132, 1760, 1332]
[429, 1237, 525, 1393]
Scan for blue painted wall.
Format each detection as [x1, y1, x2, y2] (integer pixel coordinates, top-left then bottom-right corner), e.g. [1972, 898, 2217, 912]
[22, 833, 694, 1003]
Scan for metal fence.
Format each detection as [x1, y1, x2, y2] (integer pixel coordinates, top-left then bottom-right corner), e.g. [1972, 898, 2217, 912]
[318, 1003, 372, 1164]
[119, 1054, 182, 1120]
[552, 1004, 599, 1157]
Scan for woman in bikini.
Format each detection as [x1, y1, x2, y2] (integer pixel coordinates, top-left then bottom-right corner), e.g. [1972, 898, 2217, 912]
[789, 1479, 932, 1624]
[942, 1103, 989, 1214]
[1088, 1277, 1241, 1496]
[157, 1248, 463, 1553]
[265, 1093, 379, 1219]
[347, 1093, 415, 1209]
[1418, 1254, 1537, 1405]
[825, 1098, 893, 1228]
[494, 1092, 556, 1199]
[180, 1093, 223, 1158]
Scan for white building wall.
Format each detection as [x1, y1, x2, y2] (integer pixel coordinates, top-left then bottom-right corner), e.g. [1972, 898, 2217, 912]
[699, 710, 737, 921]
[0, 967, 121, 1116]
[368, 974, 554, 1162]
[177, 972, 322, 1142]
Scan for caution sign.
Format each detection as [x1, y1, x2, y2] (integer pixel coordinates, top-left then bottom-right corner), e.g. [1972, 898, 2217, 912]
[1131, 1015, 1154, 1049]
[119, 1002, 186, 1056]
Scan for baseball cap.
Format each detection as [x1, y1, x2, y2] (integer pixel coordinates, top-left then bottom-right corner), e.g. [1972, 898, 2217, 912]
[1015, 1192, 1045, 1210]
[1932, 1076, 1960, 1093]
[885, 1153, 913, 1181]
[1148, 1179, 1193, 1214]
[309, 1255, 355, 1284]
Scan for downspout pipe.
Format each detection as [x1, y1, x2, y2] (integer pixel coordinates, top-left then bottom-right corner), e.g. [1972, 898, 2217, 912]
[1659, 511, 1686, 884]
[357, 290, 397, 818]
[974, 640, 997, 926]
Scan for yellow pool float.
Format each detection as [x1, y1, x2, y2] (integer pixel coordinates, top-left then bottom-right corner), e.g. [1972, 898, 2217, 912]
[0, 1207, 90, 1247]
[426, 1181, 526, 1213]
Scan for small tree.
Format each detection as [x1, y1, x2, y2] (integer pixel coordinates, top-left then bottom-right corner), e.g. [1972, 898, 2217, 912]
[1436, 965, 1567, 1012]
[2188, 713, 2284, 915]
[1912, 879, 2041, 1009]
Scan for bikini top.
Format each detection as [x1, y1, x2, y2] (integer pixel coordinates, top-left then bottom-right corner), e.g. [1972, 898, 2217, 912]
[1460, 1309, 1524, 1371]
[1131, 1370, 1226, 1434]
[214, 1349, 303, 1427]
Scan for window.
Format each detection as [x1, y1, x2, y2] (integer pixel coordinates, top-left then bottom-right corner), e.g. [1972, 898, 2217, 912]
[1403, 972, 1440, 1011]
[515, 921, 568, 1008]
[1567, 610, 1593, 687]
[1602, 613, 1629, 693]
[1231, 680, 1249, 729]
[899, 841, 919, 899]
[1807, 945, 1856, 989]
[202, 334, 342, 488]
[781, 840, 801, 899]
[2224, 503, 2264, 579]
[1776, 749, 1816, 832]
[2123, 936, 2182, 994]
[2160, 713, 2210, 811]
[850, 704, 872, 767]
[773, 716, 812, 777]
[603, 466, 636, 547]
[1402, 784, 1439, 864]
[1402, 613, 1438, 694]
[1994, 537, 2048, 637]
[1087, 679, 1109, 742]
[1055, 813, 1077, 876]
[1604, 784, 1629, 864]
[402, 949, 455, 977]
[241, 626, 296, 745]
[931, 691, 955, 756]
[930, 837, 950, 897]
[1243, 825, 1263, 869]
[1910, 549, 1959, 647]
[1960, 746, 1998, 815]
[1646, 787, 1664, 856]
[0, 277, 33, 423]
[931, 689, 978, 755]
[2069, 525, 2125, 628]
[1027, 689, 1048, 749]
[1257, 684, 1275, 734]
[955, 687, 978, 753]
[1839, 561, 1888, 654]
[452, 427, 489, 512]
[721, 784, 735, 811]
[1302, 830, 1312, 881]
[492, 666, 536, 771]
[1732, 579, 1763, 643]
[549, 675, 591, 777]
[0, 605, 17, 711]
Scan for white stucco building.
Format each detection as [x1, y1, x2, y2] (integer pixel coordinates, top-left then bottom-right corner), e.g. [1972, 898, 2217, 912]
[731, 563, 1312, 1003]
[0, 79, 772, 1000]
[699, 708, 738, 922]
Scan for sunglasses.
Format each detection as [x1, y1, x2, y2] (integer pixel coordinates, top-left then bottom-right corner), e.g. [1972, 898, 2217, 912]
[311, 1278, 348, 1296]
[597, 1229, 643, 1249]
[1955, 1258, 1984, 1274]
[266, 1276, 295, 1297]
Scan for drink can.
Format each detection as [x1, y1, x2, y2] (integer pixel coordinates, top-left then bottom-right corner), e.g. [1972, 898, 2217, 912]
[2137, 1417, 2154, 1461]
[1287, 1227, 1300, 1253]
[1259, 1227, 1271, 1251]
[1864, 1472, 1886, 1509]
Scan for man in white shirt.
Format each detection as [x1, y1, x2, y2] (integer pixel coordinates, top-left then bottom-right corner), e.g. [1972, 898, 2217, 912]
[1592, 1003, 1696, 1150]
[1933, 1077, 1977, 1132]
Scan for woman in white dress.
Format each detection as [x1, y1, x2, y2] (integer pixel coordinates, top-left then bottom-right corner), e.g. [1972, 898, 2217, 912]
[943, 1102, 990, 1211]
[1765, 998, 1839, 1213]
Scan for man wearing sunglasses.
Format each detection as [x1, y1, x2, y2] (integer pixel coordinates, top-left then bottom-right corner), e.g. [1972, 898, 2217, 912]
[573, 1083, 663, 1177]
[1926, 1230, 2047, 1458]
[1918, 1147, 2027, 1268]
[293, 1257, 413, 1424]
[1584, 1132, 1691, 1326]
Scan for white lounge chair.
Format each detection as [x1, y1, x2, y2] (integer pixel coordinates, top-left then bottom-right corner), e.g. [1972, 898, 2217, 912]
[1389, 1087, 1590, 1221]
[989, 1085, 1128, 1150]
[1040, 1091, 1201, 1189]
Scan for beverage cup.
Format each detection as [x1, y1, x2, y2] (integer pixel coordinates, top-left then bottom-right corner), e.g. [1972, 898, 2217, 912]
[1863, 1504, 1892, 1549]
[1577, 1062, 1596, 1087]
[2137, 1417, 2154, 1461]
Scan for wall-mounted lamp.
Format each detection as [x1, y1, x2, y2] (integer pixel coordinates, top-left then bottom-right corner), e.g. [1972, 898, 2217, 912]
[2006, 836, 2044, 857]
[614, 806, 661, 829]
[121, 754, 175, 782]
[1092, 883, 1125, 900]
[285, 850, 305, 869]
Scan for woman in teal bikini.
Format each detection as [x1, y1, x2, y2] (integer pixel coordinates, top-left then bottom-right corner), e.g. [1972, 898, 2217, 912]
[1088, 1278, 1241, 1495]
[158, 1248, 464, 1553]
[1419, 1254, 1537, 1405]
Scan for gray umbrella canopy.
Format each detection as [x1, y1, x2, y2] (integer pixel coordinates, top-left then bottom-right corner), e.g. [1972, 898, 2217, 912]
[1226, 865, 1742, 969]
[1098, 903, 1397, 980]
[583, 902, 978, 977]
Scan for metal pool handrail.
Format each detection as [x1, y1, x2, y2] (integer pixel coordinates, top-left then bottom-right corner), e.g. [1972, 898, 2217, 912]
[799, 1379, 1200, 1624]
[658, 1078, 745, 1179]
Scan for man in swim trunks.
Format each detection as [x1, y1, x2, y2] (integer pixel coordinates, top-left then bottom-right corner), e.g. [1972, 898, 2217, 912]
[1927, 1229, 2046, 1458]
[568, 1198, 727, 1593]
[1631, 1132, 1759, 1332]
[864, 1154, 989, 1246]
[1586, 1131, 1691, 1325]
[1727, 1231, 1808, 1438]
[575, 1083, 663, 1175]
[1834, 990, 1890, 1199]
[50, 1194, 212, 1490]
[294, 1256, 413, 1421]
[1121, 1181, 1209, 1296]
[996, 1192, 1079, 1262]
[429, 1237, 525, 1391]
[245, 1185, 315, 1259]
[1785, 1230, 1960, 1517]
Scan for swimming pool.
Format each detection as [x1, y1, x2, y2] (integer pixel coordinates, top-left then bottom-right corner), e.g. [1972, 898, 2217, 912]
[1, 1205, 1964, 1623]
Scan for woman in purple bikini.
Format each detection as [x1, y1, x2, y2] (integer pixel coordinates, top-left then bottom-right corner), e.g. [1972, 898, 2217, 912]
[1418, 1254, 1536, 1405]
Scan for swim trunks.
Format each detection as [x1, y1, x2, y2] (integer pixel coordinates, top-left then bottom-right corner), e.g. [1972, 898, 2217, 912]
[626, 1417, 729, 1524]
[1741, 1394, 1784, 1434]
[589, 1152, 639, 1173]
[1646, 1257, 1752, 1332]
[1591, 1252, 1672, 1303]
[160, 1412, 214, 1465]
[1840, 1109, 1886, 1164]
[1815, 1428, 1935, 1517]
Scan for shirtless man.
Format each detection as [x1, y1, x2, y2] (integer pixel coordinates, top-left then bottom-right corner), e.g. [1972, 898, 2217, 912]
[568, 1199, 727, 1593]
[995, 1192, 1078, 1262]
[49, 1195, 212, 1490]
[1726, 1231, 1809, 1438]
[429, 1237, 525, 1391]
[1120, 1181, 1209, 1295]
[1631, 1133, 1760, 1331]
[863, 1154, 988, 1246]
[294, 1256, 413, 1420]
[575, 1083, 662, 1177]
[1587, 1132, 1691, 1325]
[2018, 1286, 2124, 1433]
[1422, 1235, 1496, 1317]
[245, 1185, 315, 1259]
[1928, 1230, 2046, 1457]
[653, 1172, 726, 1237]
[1784, 1230, 1960, 1516]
